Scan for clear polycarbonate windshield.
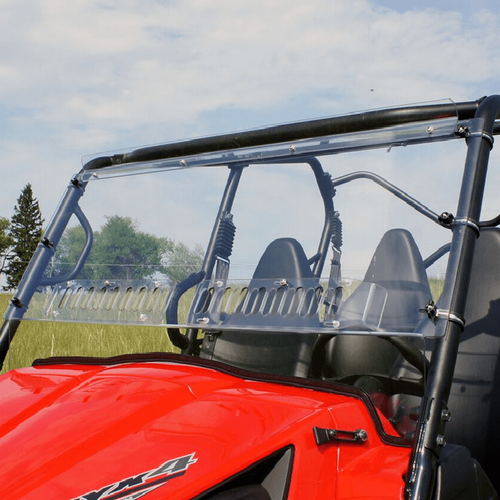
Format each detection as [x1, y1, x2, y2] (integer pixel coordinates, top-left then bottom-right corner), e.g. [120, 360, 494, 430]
[24, 118, 471, 340]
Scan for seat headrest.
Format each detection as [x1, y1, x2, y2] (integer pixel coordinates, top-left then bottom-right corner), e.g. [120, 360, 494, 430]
[253, 237, 314, 280]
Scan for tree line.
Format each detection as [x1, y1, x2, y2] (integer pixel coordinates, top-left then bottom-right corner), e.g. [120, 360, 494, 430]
[0, 184, 204, 290]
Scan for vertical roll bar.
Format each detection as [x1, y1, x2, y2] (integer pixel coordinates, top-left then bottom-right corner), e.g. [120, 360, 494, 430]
[0, 178, 88, 369]
[405, 95, 500, 500]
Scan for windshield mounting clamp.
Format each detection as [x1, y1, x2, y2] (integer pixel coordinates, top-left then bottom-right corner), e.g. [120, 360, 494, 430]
[453, 217, 480, 236]
[456, 124, 494, 150]
[422, 300, 465, 329]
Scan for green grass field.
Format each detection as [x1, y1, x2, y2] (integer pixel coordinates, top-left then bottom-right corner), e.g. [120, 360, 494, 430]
[0, 294, 177, 374]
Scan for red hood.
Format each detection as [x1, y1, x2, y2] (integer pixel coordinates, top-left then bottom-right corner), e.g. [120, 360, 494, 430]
[0, 356, 409, 499]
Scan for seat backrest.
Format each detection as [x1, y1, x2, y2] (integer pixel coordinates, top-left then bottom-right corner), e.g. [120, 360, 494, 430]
[324, 229, 432, 379]
[337, 228, 432, 331]
[252, 237, 315, 280]
[200, 238, 319, 377]
[226, 238, 320, 327]
[445, 228, 500, 481]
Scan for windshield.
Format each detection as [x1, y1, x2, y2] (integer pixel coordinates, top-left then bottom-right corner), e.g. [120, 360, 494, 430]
[28, 155, 458, 334]
[24, 112, 464, 339]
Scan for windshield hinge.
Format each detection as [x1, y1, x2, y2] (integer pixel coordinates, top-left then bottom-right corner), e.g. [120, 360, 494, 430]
[314, 427, 368, 445]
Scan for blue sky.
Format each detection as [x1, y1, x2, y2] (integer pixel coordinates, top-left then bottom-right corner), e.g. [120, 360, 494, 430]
[0, 0, 499, 228]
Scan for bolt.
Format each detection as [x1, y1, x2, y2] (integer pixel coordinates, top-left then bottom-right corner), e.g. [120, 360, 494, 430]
[426, 126, 434, 134]
[441, 409, 451, 422]
[11, 297, 23, 308]
[41, 237, 54, 248]
[436, 434, 446, 447]
[439, 212, 454, 226]
[356, 429, 368, 442]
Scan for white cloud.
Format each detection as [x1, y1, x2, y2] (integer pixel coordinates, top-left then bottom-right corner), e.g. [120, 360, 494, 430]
[0, 0, 499, 225]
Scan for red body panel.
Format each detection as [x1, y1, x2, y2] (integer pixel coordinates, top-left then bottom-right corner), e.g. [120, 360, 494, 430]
[0, 359, 410, 499]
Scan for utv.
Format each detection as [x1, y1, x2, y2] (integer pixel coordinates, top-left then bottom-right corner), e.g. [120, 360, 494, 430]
[1, 96, 500, 500]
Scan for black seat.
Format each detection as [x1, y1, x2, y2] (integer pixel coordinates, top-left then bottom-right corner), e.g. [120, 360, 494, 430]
[252, 237, 316, 280]
[323, 229, 432, 380]
[200, 238, 320, 377]
[226, 238, 320, 327]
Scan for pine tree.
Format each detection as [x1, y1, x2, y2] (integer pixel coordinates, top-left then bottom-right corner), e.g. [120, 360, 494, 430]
[5, 184, 44, 290]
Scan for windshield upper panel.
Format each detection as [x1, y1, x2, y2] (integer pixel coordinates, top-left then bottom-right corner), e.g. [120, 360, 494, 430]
[79, 115, 458, 181]
[25, 117, 469, 340]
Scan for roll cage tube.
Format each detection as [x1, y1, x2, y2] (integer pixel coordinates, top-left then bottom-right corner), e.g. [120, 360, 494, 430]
[287, 156, 340, 277]
[331, 171, 444, 226]
[40, 204, 93, 286]
[166, 165, 244, 354]
[0, 178, 89, 370]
